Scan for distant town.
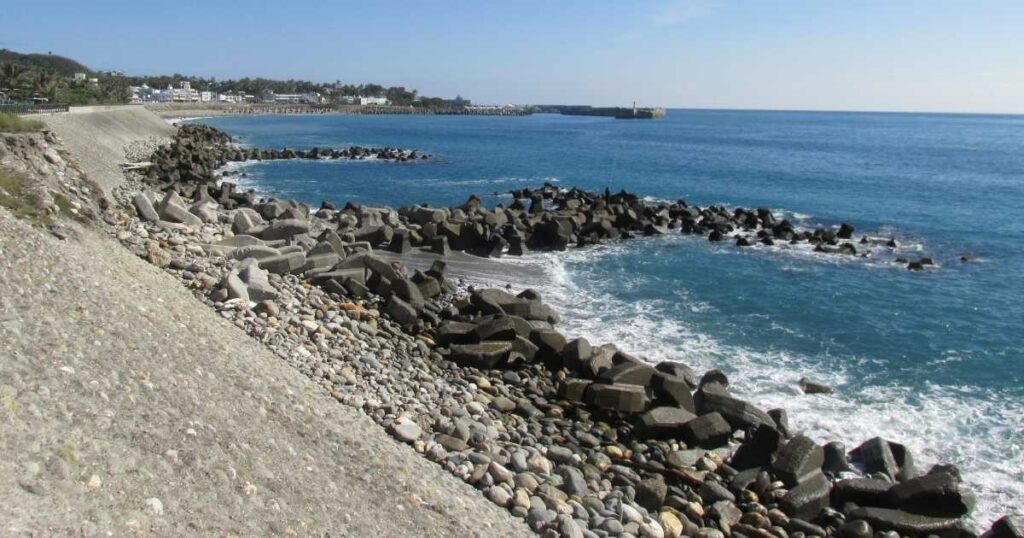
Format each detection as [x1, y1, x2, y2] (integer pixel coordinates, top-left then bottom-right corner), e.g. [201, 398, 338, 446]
[1, 49, 665, 119]
[126, 79, 471, 109]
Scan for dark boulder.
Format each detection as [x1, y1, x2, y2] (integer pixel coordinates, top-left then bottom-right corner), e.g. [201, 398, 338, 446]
[392, 278, 425, 311]
[655, 361, 698, 388]
[560, 379, 592, 402]
[530, 329, 567, 368]
[435, 321, 478, 346]
[449, 341, 513, 369]
[823, 441, 853, 474]
[635, 475, 668, 512]
[650, 372, 696, 412]
[562, 337, 593, 370]
[832, 478, 894, 508]
[847, 507, 963, 538]
[597, 360, 657, 386]
[383, 295, 417, 326]
[473, 317, 518, 341]
[730, 424, 783, 470]
[586, 383, 648, 414]
[982, 516, 1024, 538]
[799, 376, 834, 394]
[888, 469, 975, 517]
[261, 218, 311, 241]
[387, 230, 413, 253]
[681, 412, 732, 449]
[838, 519, 873, 538]
[780, 471, 831, 520]
[851, 437, 916, 482]
[635, 406, 698, 439]
[773, 435, 824, 487]
[696, 382, 774, 431]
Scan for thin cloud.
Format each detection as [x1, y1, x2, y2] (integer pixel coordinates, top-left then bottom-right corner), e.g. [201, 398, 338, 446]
[617, 0, 719, 41]
[652, 0, 720, 27]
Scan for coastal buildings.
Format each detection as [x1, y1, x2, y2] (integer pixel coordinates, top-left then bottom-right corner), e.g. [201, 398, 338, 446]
[128, 82, 255, 104]
[172, 81, 199, 102]
[358, 95, 389, 106]
[258, 91, 323, 104]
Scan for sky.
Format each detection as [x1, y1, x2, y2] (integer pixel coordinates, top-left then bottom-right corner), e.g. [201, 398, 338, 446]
[2, 0, 1022, 113]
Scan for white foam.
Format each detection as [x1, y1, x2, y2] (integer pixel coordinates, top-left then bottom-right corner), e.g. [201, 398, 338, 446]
[505, 244, 1022, 530]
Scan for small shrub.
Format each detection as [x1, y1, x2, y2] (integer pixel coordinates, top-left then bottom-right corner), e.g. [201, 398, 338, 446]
[0, 113, 43, 132]
[0, 169, 50, 224]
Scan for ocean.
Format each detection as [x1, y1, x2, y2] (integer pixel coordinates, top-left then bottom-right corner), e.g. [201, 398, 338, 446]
[195, 110, 1024, 525]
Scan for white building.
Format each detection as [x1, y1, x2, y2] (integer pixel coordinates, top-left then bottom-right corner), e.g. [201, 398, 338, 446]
[73, 72, 87, 82]
[260, 91, 321, 104]
[200, 91, 213, 103]
[171, 81, 200, 102]
[362, 95, 389, 106]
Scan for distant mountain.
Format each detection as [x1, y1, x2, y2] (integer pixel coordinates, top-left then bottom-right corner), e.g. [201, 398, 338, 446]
[0, 49, 91, 76]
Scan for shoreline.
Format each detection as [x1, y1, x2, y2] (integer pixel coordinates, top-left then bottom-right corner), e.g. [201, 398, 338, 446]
[9, 107, 1016, 536]
[109, 122, 1010, 535]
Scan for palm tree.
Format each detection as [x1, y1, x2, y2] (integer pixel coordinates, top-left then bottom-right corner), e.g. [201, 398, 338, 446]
[0, 62, 25, 92]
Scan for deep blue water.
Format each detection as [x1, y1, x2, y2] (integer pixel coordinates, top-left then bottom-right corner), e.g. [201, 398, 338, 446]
[197, 110, 1024, 524]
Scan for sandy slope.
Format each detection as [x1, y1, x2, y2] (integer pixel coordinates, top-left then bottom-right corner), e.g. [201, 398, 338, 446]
[0, 212, 532, 537]
[39, 106, 175, 196]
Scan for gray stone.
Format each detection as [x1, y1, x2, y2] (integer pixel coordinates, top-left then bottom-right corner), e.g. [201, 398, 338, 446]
[847, 507, 963, 537]
[636, 406, 697, 439]
[586, 383, 647, 413]
[558, 465, 588, 497]
[133, 193, 159, 222]
[383, 295, 418, 326]
[982, 516, 1024, 538]
[680, 412, 732, 448]
[160, 201, 203, 227]
[449, 341, 512, 369]
[260, 218, 311, 241]
[392, 278, 424, 311]
[258, 252, 306, 274]
[392, 418, 422, 443]
[779, 471, 830, 520]
[635, 475, 667, 511]
[597, 360, 657, 386]
[773, 435, 824, 486]
[560, 379, 592, 402]
[699, 481, 735, 504]
[435, 321, 478, 346]
[650, 372, 696, 412]
[696, 383, 774, 431]
[832, 478, 894, 508]
[888, 469, 975, 517]
[851, 437, 899, 481]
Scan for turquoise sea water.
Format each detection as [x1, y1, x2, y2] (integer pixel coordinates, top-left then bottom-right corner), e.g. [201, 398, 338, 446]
[196, 111, 1024, 524]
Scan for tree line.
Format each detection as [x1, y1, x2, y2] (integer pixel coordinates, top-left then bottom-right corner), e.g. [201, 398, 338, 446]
[0, 49, 451, 107]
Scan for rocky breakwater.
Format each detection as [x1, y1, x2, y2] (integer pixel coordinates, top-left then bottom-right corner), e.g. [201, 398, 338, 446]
[113, 170, 1015, 537]
[142, 124, 428, 190]
[380, 183, 927, 270]
[425, 288, 1010, 538]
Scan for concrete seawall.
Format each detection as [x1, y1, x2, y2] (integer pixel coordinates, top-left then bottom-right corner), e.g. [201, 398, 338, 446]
[40, 106, 175, 195]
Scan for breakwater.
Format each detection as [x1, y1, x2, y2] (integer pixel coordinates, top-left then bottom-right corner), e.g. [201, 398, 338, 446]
[105, 123, 1018, 537]
[146, 102, 532, 117]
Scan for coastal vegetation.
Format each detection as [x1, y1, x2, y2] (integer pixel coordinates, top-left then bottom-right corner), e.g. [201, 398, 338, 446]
[1, 48, 447, 107]
[0, 113, 43, 132]
[0, 168, 49, 224]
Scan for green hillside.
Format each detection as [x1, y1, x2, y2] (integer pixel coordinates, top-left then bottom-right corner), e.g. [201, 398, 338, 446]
[0, 49, 91, 76]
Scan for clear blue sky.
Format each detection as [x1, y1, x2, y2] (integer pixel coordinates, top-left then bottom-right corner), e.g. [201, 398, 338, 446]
[3, 0, 1022, 113]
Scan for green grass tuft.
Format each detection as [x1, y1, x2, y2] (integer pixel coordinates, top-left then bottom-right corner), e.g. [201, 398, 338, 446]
[0, 168, 51, 224]
[0, 113, 44, 132]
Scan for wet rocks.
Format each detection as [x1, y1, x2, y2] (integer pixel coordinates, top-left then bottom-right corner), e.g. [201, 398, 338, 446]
[111, 139, 989, 537]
